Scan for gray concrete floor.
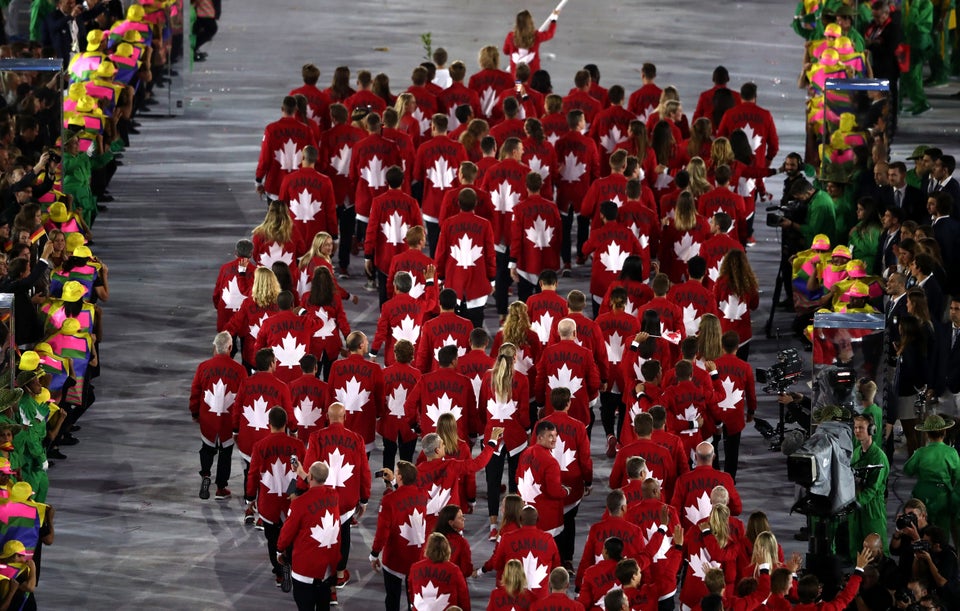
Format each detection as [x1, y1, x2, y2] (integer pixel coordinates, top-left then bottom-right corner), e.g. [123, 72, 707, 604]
[35, 0, 960, 608]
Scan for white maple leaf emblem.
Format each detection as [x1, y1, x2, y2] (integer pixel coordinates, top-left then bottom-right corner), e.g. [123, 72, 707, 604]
[274, 139, 302, 171]
[526, 155, 549, 180]
[446, 107, 461, 131]
[289, 189, 322, 221]
[518, 469, 542, 503]
[433, 336, 467, 361]
[655, 171, 674, 189]
[690, 547, 720, 580]
[491, 181, 519, 214]
[480, 87, 498, 118]
[220, 277, 246, 311]
[381, 210, 410, 246]
[605, 333, 625, 363]
[310, 510, 341, 548]
[250, 312, 269, 340]
[515, 348, 534, 375]
[426, 157, 455, 189]
[392, 315, 421, 344]
[720, 294, 748, 321]
[637, 233, 650, 251]
[718, 377, 744, 411]
[546, 132, 559, 145]
[450, 234, 483, 269]
[330, 144, 352, 177]
[409, 279, 425, 300]
[673, 233, 701, 263]
[737, 176, 756, 197]
[600, 242, 630, 273]
[470, 374, 483, 401]
[525, 216, 554, 249]
[335, 377, 371, 414]
[624, 298, 639, 317]
[487, 398, 517, 421]
[521, 551, 550, 591]
[547, 364, 583, 396]
[708, 262, 722, 283]
[387, 387, 409, 419]
[399, 509, 427, 546]
[682, 404, 702, 435]
[426, 483, 452, 516]
[259, 242, 293, 269]
[312, 308, 336, 339]
[412, 107, 430, 136]
[682, 303, 701, 336]
[425, 393, 463, 426]
[204, 379, 236, 416]
[684, 491, 713, 527]
[645, 523, 672, 562]
[295, 396, 323, 428]
[360, 155, 387, 188]
[273, 333, 307, 368]
[531, 312, 554, 345]
[560, 152, 586, 183]
[243, 397, 270, 430]
[511, 48, 536, 67]
[741, 123, 763, 154]
[297, 267, 312, 297]
[600, 125, 626, 153]
[413, 581, 451, 611]
[326, 447, 355, 487]
[263, 458, 295, 496]
[636, 105, 656, 123]
[552, 434, 577, 471]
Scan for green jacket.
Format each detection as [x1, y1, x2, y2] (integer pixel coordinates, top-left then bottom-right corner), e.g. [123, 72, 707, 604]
[904, 0, 935, 51]
[803, 190, 839, 246]
[849, 223, 881, 272]
[905, 441, 960, 519]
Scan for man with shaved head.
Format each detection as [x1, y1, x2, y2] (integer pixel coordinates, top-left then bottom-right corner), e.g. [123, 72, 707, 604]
[535, 318, 601, 431]
[670, 441, 742, 530]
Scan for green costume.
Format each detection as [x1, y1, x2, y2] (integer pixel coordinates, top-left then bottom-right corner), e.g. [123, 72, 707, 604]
[849, 439, 890, 560]
[29, 0, 55, 42]
[904, 440, 960, 537]
[802, 190, 840, 246]
[62, 147, 111, 228]
[902, 0, 934, 110]
[849, 222, 881, 272]
[15, 394, 48, 503]
[929, 0, 956, 82]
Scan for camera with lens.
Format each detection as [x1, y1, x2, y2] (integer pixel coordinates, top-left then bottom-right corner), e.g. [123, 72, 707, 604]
[911, 539, 931, 552]
[757, 348, 804, 394]
[896, 512, 918, 531]
[766, 200, 804, 228]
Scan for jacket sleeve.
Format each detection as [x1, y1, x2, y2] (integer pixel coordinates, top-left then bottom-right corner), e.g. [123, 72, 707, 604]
[484, 224, 497, 281]
[359, 446, 372, 504]
[276, 496, 301, 552]
[255, 127, 271, 182]
[323, 181, 339, 238]
[542, 456, 567, 500]
[189, 364, 204, 419]
[246, 444, 261, 499]
[370, 492, 392, 556]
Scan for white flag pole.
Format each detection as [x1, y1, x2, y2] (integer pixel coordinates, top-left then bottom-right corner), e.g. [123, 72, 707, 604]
[538, 0, 568, 32]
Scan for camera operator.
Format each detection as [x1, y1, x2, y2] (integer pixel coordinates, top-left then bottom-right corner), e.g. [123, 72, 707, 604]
[782, 178, 838, 250]
[891, 499, 931, 588]
[848, 414, 889, 560]
[772, 153, 810, 308]
[912, 526, 960, 609]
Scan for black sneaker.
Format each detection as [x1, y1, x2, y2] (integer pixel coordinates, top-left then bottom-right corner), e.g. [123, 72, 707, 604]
[60, 434, 80, 446]
[281, 564, 292, 592]
[48, 448, 67, 460]
[199, 476, 211, 500]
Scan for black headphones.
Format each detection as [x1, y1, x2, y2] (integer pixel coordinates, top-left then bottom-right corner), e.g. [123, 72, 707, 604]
[857, 413, 877, 438]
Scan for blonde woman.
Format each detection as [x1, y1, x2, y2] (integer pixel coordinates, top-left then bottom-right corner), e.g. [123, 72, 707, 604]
[736, 512, 784, 580]
[486, 558, 534, 610]
[251, 200, 298, 271]
[297, 232, 356, 305]
[679, 503, 737, 608]
[648, 86, 690, 139]
[658, 192, 710, 283]
[686, 157, 713, 200]
[409, 534, 469, 611]
[479, 344, 530, 539]
[225, 267, 280, 369]
[468, 46, 514, 120]
[430, 412, 476, 515]
[696, 313, 723, 363]
[714, 249, 760, 360]
[394, 92, 420, 144]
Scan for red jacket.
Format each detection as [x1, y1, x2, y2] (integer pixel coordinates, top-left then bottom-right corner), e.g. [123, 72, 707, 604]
[625, 498, 683, 599]
[371, 292, 424, 366]
[598, 280, 654, 319]
[554, 131, 600, 215]
[417, 442, 496, 528]
[530, 593, 585, 611]
[435, 211, 497, 306]
[416, 311, 472, 373]
[468, 68, 515, 121]
[288, 373, 327, 443]
[438, 82, 482, 132]
[300, 300, 350, 361]
[189, 353, 248, 446]
[364, 189, 421, 273]
[545, 313, 607, 383]
[536, 339, 601, 426]
[489, 330, 541, 396]
[701, 233, 744, 288]
[576, 515, 645, 588]
[479, 370, 531, 455]
[487, 586, 537, 611]
[406, 85, 440, 142]
[714, 277, 759, 345]
[350, 132, 403, 220]
[510, 194, 562, 282]
[521, 137, 558, 198]
[276, 484, 340, 581]
[386, 248, 437, 303]
[213, 258, 255, 331]
[343, 89, 387, 117]
[246, 431, 305, 523]
[456, 348, 495, 406]
[480, 158, 531, 249]
[380, 362, 421, 443]
[713, 353, 757, 436]
[716, 101, 779, 165]
[583, 220, 644, 301]
[438, 184, 496, 225]
[527, 290, 568, 346]
[406, 366, 479, 438]
[693, 85, 741, 123]
[661, 378, 722, 460]
[289, 83, 330, 128]
[589, 104, 635, 161]
[318, 122, 364, 207]
[577, 559, 619, 611]
[488, 117, 527, 148]
[502, 19, 556, 76]
[304, 422, 371, 519]
[484, 524, 561, 596]
[516, 444, 569, 534]
[582, 173, 628, 229]
[370, 483, 429, 576]
[256, 116, 314, 197]
[679, 525, 740, 610]
[540, 112, 569, 146]
[671, 465, 743, 530]
[561, 90, 602, 133]
[251, 233, 300, 273]
[642, 295, 685, 341]
[627, 84, 663, 122]
[382, 126, 416, 184]
[698, 186, 747, 244]
[668, 279, 721, 337]
[233, 371, 293, 459]
[254, 310, 318, 384]
[657, 216, 712, 284]
[326, 354, 384, 450]
[414, 134, 468, 222]
[278, 167, 338, 253]
[224, 300, 279, 367]
[409, 559, 471, 611]
[595, 310, 641, 394]
[536, 411, 593, 505]
[610, 437, 678, 502]
[790, 572, 862, 611]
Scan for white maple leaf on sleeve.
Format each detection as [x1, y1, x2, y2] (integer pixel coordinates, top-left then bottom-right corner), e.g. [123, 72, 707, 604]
[491, 181, 519, 214]
[689, 547, 720, 580]
[312, 308, 337, 339]
[530, 311, 554, 345]
[249, 312, 270, 341]
[259, 242, 294, 269]
[645, 524, 672, 562]
[450, 234, 484, 269]
[718, 377, 744, 411]
[546, 132, 559, 146]
[243, 397, 271, 430]
[204, 379, 236, 416]
[741, 123, 763, 154]
[682, 303, 702, 336]
[262, 458, 295, 496]
[310, 510, 341, 548]
[600, 242, 630, 273]
[526, 155, 549, 180]
[290, 189, 322, 221]
[220, 277, 246, 311]
[708, 262, 722, 283]
[433, 336, 467, 362]
[655, 170, 674, 190]
[330, 145, 352, 177]
[425, 393, 463, 427]
[391, 315, 421, 344]
[487, 398, 518, 422]
[325, 447, 355, 487]
[274, 139, 302, 171]
[521, 551, 550, 590]
[517, 468, 542, 503]
[386, 386, 409, 419]
[335, 377, 371, 414]
[719, 294, 747, 321]
[426, 157, 455, 188]
[412, 107, 430, 136]
[600, 125, 626, 153]
[399, 509, 427, 546]
[684, 491, 713, 527]
[551, 434, 577, 471]
[297, 267, 312, 297]
[273, 333, 307, 368]
[673, 233, 701, 263]
[605, 333, 625, 364]
[547, 364, 583, 395]
[413, 581, 451, 611]
[559, 152, 586, 183]
[480, 87, 499, 118]
[426, 483, 452, 516]
[381, 211, 410, 246]
[525, 216, 554, 249]
[360, 155, 387, 188]
[295, 396, 323, 429]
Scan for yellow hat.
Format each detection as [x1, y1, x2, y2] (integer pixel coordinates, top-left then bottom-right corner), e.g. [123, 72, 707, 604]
[1, 541, 25, 558]
[49, 201, 68, 223]
[831, 245, 852, 259]
[61, 318, 82, 335]
[65, 232, 84, 252]
[73, 245, 92, 259]
[76, 96, 97, 113]
[66, 112, 85, 128]
[839, 113, 857, 133]
[824, 23, 842, 38]
[35, 388, 50, 404]
[9, 482, 34, 504]
[844, 281, 870, 299]
[34, 342, 53, 356]
[126, 4, 145, 20]
[812, 234, 831, 250]
[123, 30, 143, 43]
[845, 259, 866, 277]
[95, 60, 116, 78]
[116, 42, 135, 58]
[68, 82, 87, 100]
[61, 281, 87, 303]
[86, 30, 104, 52]
[18, 352, 40, 372]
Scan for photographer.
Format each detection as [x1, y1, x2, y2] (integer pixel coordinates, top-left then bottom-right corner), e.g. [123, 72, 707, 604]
[912, 527, 960, 609]
[782, 178, 838, 249]
[849, 414, 889, 560]
[891, 499, 930, 588]
[772, 153, 809, 308]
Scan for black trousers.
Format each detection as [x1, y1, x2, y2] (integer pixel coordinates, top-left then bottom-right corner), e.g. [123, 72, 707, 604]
[377, 269, 389, 309]
[556, 504, 580, 564]
[576, 214, 590, 260]
[199, 441, 233, 489]
[599, 391, 623, 438]
[485, 449, 520, 517]
[318, 353, 333, 382]
[425, 220, 440, 259]
[264, 520, 283, 576]
[337, 205, 355, 271]
[736, 342, 751, 362]
[383, 570, 407, 611]
[356, 220, 369, 274]
[712, 430, 742, 482]
[517, 277, 538, 302]
[560, 210, 573, 265]
[457, 302, 485, 329]
[337, 519, 352, 572]
[293, 576, 335, 611]
[193, 17, 218, 49]
[382, 437, 417, 469]
[495, 250, 512, 317]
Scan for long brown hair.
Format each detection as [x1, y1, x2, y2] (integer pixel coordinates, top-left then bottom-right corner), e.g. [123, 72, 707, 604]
[686, 118, 713, 159]
[513, 10, 536, 49]
[502, 302, 532, 346]
[252, 200, 293, 243]
[674, 192, 698, 232]
[460, 119, 489, 151]
[721, 250, 759, 297]
[628, 120, 649, 161]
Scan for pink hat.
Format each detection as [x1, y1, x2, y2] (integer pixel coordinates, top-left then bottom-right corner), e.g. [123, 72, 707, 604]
[812, 234, 831, 250]
[844, 281, 869, 299]
[831, 245, 852, 259]
[845, 260, 866, 277]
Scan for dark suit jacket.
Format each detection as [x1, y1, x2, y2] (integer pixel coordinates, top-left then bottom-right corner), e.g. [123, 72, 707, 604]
[919, 275, 946, 323]
[934, 322, 960, 395]
[886, 293, 909, 349]
[881, 184, 927, 224]
[932, 216, 960, 295]
[874, 228, 900, 275]
[933, 177, 960, 218]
